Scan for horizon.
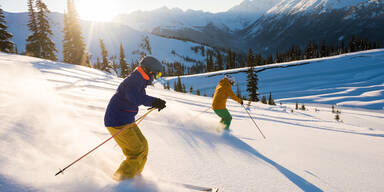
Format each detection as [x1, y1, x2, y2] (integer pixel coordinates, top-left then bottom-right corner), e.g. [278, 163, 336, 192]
[0, 0, 246, 21]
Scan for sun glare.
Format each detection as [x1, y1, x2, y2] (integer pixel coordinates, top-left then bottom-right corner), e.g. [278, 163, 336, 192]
[76, 0, 116, 22]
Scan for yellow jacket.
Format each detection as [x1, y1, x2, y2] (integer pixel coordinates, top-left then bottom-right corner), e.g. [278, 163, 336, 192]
[212, 78, 242, 110]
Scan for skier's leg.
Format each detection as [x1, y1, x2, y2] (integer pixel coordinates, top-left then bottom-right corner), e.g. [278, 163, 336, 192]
[106, 123, 147, 181]
[214, 109, 232, 130]
[134, 125, 148, 175]
[220, 109, 232, 130]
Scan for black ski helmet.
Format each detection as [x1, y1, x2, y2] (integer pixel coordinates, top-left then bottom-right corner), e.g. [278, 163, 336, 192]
[139, 56, 163, 74]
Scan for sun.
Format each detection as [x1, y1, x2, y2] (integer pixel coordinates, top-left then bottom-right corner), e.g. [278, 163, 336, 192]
[76, 0, 116, 22]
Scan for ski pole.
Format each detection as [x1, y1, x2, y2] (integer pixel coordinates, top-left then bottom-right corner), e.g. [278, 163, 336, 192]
[55, 108, 156, 176]
[241, 104, 266, 139]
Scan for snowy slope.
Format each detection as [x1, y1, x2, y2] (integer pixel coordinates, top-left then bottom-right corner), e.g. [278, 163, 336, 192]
[165, 49, 384, 110]
[1, 53, 384, 192]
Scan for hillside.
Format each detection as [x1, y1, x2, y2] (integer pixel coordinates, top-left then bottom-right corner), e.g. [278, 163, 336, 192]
[4, 11, 208, 65]
[0, 53, 384, 192]
[165, 49, 384, 110]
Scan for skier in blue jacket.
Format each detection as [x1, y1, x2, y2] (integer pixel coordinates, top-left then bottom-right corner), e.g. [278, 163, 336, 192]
[104, 56, 166, 181]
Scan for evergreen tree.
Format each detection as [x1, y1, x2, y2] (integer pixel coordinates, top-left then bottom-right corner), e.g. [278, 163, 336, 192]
[236, 83, 242, 98]
[266, 54, 273, 64]
[247, 48, 254, 67]
[25, 0, 40, 57]
[232, 52, 237, 68]
[84, 52, 91, 67]
[246, 66, 259, 102]
[216, 50, 223, 70]
[349, 35, 357, 52]
[0, 7, 14, 53]
[206, 50, 213, 72]
[189, 86, 193, 94]
[226, 49, 232, 69]
[261, 96, 267, 104]
[268, 92, 275, 105]
[62, 0, 87, 65]
[196, 89, 201, 96]
[35, 0, 57, 60]
[173, 81, 177, 92]
[110, 55, 118, 75]
[320, 40, 327, 57]
[99, 39, 110, 72]
[93, 57, 101, 70]
[177, 76, 182, 92]
[119, 42, 129, 78]
[340, 40, 345, 54]
[132, 35, 151, 59]
[295, 101, 299, 110]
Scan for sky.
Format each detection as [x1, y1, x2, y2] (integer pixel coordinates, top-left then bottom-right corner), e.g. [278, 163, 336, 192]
[0, 0, 244, 21]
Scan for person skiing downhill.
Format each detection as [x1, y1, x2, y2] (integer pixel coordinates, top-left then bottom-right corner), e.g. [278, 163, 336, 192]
[104, 56, 166, 181]
[212, 74, 243, 131]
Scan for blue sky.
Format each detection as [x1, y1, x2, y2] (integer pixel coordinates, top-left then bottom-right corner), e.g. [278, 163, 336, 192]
[0, 0, 244, 21]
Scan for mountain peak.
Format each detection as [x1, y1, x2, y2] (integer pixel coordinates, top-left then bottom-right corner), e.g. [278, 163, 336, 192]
[228, 0, 281, 14]
[268, 0, 369, 14]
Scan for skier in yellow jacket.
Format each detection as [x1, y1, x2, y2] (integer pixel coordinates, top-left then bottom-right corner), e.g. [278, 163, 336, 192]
[212, 74, 243, 131]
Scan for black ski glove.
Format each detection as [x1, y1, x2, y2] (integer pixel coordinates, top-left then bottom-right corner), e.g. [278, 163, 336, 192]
[152, 98, 166, 111]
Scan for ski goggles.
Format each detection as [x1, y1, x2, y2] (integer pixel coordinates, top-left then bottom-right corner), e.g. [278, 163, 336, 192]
[149, 71, 162, 80]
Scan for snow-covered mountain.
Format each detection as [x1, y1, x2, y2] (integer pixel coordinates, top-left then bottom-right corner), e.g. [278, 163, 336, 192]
[242, 0, 384, 54]
[165, 49, 384, 110]
[268, 0, 369, 15]
[4, 11, 208, 65]
[116, 0, 281, 32]
[116, 0, 384, 55]
[115, 0, 281, 51]
[1, 51, 384, 192]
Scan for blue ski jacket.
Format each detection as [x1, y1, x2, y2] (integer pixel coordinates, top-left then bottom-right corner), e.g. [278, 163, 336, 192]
[104, 67, 156, 127]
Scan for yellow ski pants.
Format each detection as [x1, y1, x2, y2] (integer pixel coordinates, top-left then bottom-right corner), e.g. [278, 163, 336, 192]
[106, 123, 148, 181]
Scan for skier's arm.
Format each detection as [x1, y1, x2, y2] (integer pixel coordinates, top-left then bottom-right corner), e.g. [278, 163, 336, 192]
[227, 86, 243, 104]
[121, 79, 156, 107]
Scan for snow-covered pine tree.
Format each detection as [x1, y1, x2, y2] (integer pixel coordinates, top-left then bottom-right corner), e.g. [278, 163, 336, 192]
[63, 0, 86, 65]
[196, 89, 200, 96]
[246, 64, 259, 102]
[0, 7, 14, 53]
[119, 42, 129, 78]
[99, 39, 111, 73]
[25, 0, 40, 57]
[35, 0, 57, 60]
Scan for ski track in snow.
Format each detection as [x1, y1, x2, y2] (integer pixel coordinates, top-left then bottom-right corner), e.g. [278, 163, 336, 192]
[0, 52, 384, 192]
